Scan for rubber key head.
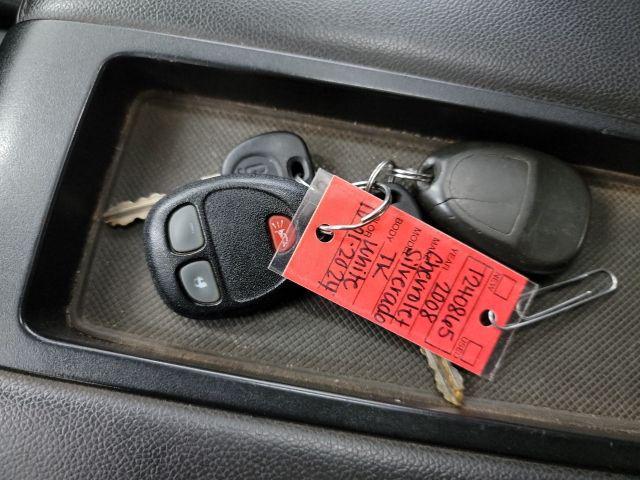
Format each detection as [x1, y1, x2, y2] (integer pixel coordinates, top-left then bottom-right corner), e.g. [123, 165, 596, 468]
[415, 142, 591, 275]
[221, 132, 315, 183]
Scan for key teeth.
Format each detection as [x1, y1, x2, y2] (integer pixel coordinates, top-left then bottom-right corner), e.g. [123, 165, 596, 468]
[420, 347, 465, 406]
[102, 193, 166, 227]
[103, 215, 144, 227]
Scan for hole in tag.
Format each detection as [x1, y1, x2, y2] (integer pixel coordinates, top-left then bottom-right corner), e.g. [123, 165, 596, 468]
[480, 310, 495, 327]
[316, 226, 334, 243]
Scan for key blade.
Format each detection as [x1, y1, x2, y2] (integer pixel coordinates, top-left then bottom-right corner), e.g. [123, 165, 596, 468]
[102, 193, 165, 227]
[420, 347, 464, 406]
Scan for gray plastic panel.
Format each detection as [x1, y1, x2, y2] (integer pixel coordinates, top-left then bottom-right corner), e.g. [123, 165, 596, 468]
[2, 20, 640, 472]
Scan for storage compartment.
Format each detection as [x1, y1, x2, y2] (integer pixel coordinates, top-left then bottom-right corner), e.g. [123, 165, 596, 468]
[22, 56, 640, 440]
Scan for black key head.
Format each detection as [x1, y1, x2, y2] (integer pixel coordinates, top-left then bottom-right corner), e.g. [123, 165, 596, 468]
[415, 142, 590, 275]
[221, 131, 315, 184]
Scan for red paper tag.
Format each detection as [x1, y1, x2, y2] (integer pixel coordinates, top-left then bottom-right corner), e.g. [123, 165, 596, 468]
[272, 173, 531, 376]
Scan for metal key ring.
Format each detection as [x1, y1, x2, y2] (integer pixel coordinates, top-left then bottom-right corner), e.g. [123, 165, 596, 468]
[318, 181, 392, 233]
[391, 166, 434, 184]
[364, 161, 434, 191]
[364, 161, 395, 192]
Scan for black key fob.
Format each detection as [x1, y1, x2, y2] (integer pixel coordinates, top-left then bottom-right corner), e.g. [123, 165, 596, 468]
[145, 172, 424, 318]
[415, 142, 590, 275]
[221, 131, 315, 183]
[386, 182, 422, 218]
[144, 175, 307, 318]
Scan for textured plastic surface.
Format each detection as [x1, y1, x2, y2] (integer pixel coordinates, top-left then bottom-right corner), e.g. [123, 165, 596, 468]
[416, 143, 591, 274]
[2, 368, 629, 480]
[221, 131, 315, 183]
[144, 175, 307, 318]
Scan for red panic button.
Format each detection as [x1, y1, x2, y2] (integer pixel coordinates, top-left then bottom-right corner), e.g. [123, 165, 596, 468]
[268, 215, 295, 252]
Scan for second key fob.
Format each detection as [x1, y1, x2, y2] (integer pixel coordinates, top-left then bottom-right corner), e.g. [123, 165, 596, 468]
[145, 175, 307, 318]
[416, 142, 591, 275]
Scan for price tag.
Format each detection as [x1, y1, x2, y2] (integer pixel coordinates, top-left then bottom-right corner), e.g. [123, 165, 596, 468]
[270, 170, 536, 377]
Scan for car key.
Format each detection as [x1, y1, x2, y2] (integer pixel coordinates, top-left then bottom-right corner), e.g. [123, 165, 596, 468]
[222, 131, 315, 184]
[103, 131, 315, 227]
[415, 142, 590, 275]
[145, 174, 307, 318]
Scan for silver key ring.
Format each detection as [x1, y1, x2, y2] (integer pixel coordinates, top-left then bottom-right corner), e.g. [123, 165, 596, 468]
[315, 159, 432, 234]
[364, 161, 395, 192]
[364, 160, 434, 191]
[318, 181, 392, 233]
[391, 166, 434, 184]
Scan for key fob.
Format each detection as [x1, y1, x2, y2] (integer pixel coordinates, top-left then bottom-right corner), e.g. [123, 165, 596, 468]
[221, 131, 315, 183]
[386, 182, 422, 218]
[144, 175, 307, 318]
[415, 142, 590, 275]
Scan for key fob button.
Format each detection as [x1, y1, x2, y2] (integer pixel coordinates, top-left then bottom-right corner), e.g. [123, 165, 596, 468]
[268, 215, 294, 251]
[168, 204, 204, 252]
[179, 260, 220, 304]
